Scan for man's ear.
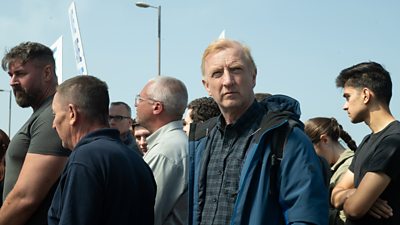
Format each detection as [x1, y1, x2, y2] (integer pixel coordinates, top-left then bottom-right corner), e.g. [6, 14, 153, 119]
[153, 102, 163, 115]
[202, 79, 212, 96]
[43, 65, 53, 82]
[252, 71, 257, 88]
[68, 104, 78, 125]
[362, 88, 373, 104]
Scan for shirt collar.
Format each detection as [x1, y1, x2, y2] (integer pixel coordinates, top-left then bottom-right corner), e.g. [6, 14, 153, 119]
[217, 100, 265, 133]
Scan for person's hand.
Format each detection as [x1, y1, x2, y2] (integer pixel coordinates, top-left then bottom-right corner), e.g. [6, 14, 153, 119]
[368, 198, 393, 219]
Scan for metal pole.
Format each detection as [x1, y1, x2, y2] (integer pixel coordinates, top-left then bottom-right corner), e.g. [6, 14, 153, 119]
[157, 5, 161, 76]
[135, 2, 162, 76]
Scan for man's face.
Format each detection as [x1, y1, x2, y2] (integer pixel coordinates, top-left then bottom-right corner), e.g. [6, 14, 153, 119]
[134, 82, 156, 131]
[109, 104, 132, 136]
[342, 86, 368, 124]
[52, 93, 72, 150]
[134, 125, 150, 154]
[8, 59, 45, 108]
[182, 108, 193, 135]
[202, 47, 256, 114]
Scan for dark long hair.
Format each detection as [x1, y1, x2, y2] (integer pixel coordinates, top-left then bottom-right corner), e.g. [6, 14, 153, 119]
[305, 117, 357, 151]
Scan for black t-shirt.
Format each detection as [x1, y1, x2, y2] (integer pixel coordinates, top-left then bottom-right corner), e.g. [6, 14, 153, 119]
[347, 121, 400, 225]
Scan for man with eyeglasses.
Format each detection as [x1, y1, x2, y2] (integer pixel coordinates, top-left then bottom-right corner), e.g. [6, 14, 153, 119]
[135, 76, 188, 225]
[109, 102, 141, 155]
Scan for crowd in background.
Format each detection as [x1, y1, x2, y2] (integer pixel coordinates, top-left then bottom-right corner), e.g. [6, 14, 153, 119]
[0, 39, 398, 225]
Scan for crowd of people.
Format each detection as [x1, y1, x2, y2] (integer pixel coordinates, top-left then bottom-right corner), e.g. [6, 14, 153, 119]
[0, 39, 398, 225]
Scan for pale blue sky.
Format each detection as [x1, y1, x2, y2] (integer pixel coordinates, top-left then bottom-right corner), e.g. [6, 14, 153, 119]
[1, 0, 399, 145]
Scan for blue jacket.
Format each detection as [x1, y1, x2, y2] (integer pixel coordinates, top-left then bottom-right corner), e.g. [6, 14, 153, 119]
[188, 95, 328, 225]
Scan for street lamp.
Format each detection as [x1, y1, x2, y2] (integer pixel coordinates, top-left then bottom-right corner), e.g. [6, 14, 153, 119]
[135, 2, 161, 76]
[0, 89, 12, 136]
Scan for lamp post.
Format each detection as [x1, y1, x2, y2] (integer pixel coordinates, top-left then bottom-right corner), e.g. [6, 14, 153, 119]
[0, 89, 12, 136]
[135, 2, 161, 76]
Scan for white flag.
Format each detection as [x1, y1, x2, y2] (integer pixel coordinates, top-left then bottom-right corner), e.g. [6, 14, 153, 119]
[68, 1, 88, 75]
[218, 30, 225, 39]
[50, 36, 63, 84]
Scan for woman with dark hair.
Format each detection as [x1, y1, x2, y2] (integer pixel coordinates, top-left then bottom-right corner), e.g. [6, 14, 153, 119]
[0, 129, 10, 206]
[305, 117, 357, 225]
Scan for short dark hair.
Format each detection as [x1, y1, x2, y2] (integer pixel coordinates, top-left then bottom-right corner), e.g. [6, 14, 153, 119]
[110, 101, 132, 117]
[336, 61, 392, 105]
[187, 97, 220, 123]
[57, 75, 109, 125]
[2, 42, 55, 74]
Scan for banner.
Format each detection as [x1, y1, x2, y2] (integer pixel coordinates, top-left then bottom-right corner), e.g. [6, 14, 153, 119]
[218, 30, 225, 39]
[68, 1, 88, 75]
[50, 36, 63, 84]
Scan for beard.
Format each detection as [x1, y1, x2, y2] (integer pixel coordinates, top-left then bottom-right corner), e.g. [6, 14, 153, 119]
[13, 87, 37, 108]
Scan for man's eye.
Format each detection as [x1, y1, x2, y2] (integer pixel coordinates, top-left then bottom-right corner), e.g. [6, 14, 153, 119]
[230, 67, 242, 73]
[212, 71, 223, 78]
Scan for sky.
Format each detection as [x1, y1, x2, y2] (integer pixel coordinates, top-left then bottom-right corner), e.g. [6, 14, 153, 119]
[0, 0, 399, 145]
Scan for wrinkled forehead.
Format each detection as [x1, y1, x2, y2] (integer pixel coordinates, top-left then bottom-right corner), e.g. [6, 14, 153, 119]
[205, 47, 247, 68]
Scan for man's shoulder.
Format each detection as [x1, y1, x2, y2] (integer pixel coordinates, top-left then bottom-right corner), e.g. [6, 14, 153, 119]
[366, 121, 400, 148]
[156, 124, 188, 143]
[70, 135, 125, 164]
[152, 132, 188, 154]
[146, 128, 188, 163]
[386, 120, 400, 135]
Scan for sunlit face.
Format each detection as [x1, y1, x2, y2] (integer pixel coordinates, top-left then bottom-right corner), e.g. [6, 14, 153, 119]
[182, 108, 193, 135]
[109, 104, 132, 136]
[202, 47, 256, 115]
[8, 59, 45, 108]
[134, 125, 150, 154]
[52, 93, 72, 150]
[342, 86, 367, 124]
[135, 82, 156, 130]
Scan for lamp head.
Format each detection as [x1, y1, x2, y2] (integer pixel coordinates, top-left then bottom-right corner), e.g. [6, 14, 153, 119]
[136, 2, 150, 8]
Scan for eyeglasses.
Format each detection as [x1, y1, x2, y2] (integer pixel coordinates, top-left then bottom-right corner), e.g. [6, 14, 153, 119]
[135, 94, 160, 107]
[108, 115, 131, 122]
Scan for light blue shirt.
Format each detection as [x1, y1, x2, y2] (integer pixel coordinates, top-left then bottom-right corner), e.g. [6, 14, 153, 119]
[144, 120, 188, 225]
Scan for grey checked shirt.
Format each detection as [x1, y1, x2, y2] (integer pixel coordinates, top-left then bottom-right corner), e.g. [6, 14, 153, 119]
[199, 101, 265, 225]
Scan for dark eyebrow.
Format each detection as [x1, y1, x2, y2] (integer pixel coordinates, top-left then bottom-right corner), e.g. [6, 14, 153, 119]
[9, 69, 26, 76]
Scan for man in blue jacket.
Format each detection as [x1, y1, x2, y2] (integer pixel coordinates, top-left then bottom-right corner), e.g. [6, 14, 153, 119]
[188, 39, 328, 225]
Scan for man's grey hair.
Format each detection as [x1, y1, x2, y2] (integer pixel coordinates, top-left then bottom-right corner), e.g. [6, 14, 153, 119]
[147, 76, 188, 118]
